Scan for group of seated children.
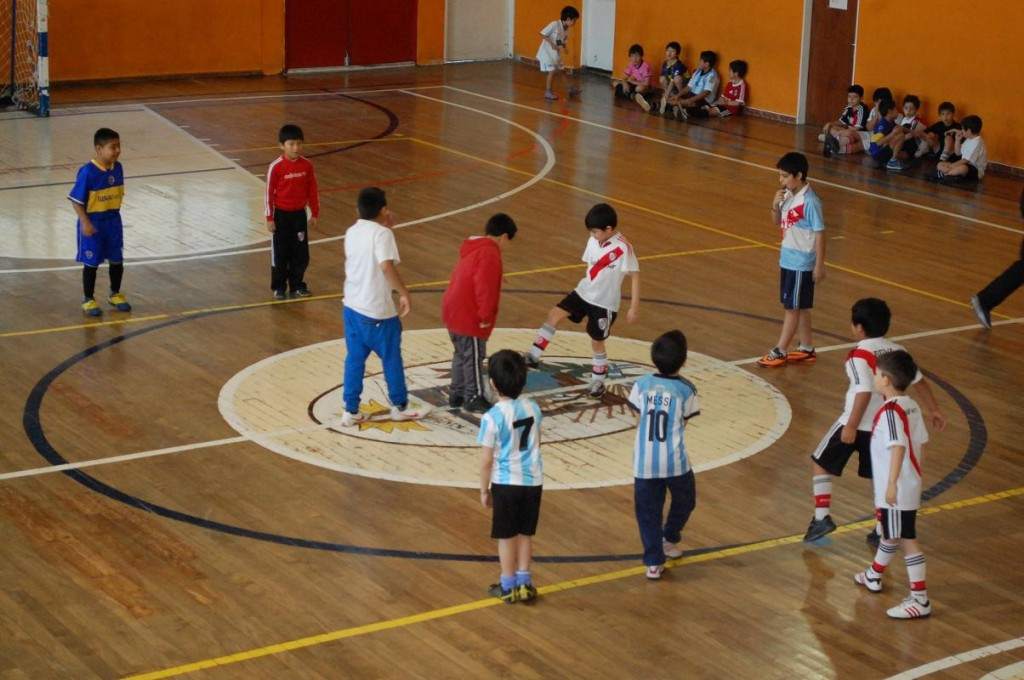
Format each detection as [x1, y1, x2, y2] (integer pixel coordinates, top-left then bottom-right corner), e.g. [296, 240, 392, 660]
[819, 85, 987, 183]
[612, 42, 748, 122]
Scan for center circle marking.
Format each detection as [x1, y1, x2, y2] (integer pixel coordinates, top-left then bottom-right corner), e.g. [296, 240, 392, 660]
[219, 329, 791, 490]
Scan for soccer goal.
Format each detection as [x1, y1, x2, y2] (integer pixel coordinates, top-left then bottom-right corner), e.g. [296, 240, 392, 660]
[1, 0, 49, 116]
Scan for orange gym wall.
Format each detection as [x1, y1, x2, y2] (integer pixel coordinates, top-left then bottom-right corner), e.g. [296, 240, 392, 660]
[514, 0, 582, 68]
[49, 0, 285, 81]
[417, 0, 446, 65]
[854, 0, 1024, 169]
[611, 1, 804, 117]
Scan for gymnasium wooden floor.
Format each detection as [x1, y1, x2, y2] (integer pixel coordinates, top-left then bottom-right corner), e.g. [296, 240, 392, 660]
[1, 61, 1023, 679]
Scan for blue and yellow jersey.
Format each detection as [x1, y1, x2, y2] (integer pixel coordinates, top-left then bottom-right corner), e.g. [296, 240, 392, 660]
[68, 160, 124, 227]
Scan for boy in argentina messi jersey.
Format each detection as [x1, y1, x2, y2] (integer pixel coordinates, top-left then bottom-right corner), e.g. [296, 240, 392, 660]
[478, 350, 544, 604]
[68, 128, 130, 317]
[627, 330, 699, 580]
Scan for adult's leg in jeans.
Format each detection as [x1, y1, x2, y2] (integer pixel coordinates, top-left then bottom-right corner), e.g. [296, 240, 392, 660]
[634, 477, 668, 566]
[663, 471, 697, 544]
[977, 259, 1024, 311]
[342, 307, 372, 413]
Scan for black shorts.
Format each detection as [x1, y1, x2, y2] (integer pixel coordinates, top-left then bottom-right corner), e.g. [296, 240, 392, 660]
[810, 420, 872, 478]
[491, 484, 543, 539]
[963, 163, 980, 181]
[899, 138, 918, 157]
[557, 291, 617, 340]
[870, 145, 894, 164]
[876, 507, 917, 540]
[780, 268, 815, 310]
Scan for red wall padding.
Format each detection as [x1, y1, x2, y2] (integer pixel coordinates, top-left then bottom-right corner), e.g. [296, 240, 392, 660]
[348, 1, 418, 65]
[285, 0, 350, 69]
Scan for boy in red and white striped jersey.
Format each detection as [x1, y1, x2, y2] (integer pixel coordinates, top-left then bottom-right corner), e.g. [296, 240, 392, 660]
[854, 350, 933, 619]
[707, 60, 747, 118]
[525, 203, 640, 398]
[266, 124, 320, 300]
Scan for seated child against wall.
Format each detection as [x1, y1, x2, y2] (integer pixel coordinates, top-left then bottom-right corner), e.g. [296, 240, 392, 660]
[884, 94, 927, 171]
[655, 41, 687, 117]
[867, 99, 901, 169]
[918, 101, 960, 159]
[612, 43, 653, 112]
[821, 85, 868, 157]
[707, 60, 748, 117]
[931, 115, 986, 184]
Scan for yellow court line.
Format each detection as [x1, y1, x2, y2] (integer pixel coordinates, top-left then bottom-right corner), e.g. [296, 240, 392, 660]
[408, 136, 1009, 319]
[0, 245, 753, 339]
[123, 485, 1024, 680]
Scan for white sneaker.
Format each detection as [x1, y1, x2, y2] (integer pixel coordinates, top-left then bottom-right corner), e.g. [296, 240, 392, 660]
[645, 565, 664, 580]
[390, 403, 432, 421]
[887, 596, 931, 619]
[663, 540, 683, 559]
[587, 380, 606, 398]
[339, 411, 367, 427]
[817, 133, 827, 142]
[854, 570, 882, 593]
[634, 92, 651, 112]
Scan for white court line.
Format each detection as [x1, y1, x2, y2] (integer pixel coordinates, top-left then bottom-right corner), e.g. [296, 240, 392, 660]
[0, 89, 553, 274]
[441, 85, 1024, 237]
[728, 316, 1024, 366]
[2, 315, 1017, 483]
[884, 636, 1024, 680]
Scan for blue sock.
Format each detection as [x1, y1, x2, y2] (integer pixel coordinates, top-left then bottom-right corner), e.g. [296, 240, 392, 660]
[500, 574, 516, 592]
[515, 570, 532, 587]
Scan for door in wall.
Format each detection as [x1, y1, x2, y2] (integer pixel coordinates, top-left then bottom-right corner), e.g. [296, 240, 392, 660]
[804, 0, 859, 126]
[349, 1, 418, 65]
[581, 0, 615, 71]
[285, 0, 350, 69]
[446, 0, 511, 61]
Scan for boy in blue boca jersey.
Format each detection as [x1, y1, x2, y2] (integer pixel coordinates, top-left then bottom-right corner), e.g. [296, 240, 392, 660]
[478, 350, 544, 604]
[627, 330, 699, 580]
[68, 128, 131, 317]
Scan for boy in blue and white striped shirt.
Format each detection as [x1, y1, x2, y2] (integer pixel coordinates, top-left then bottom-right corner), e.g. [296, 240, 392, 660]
[478, 350, 544, 603]
[627, 330, 699, 579]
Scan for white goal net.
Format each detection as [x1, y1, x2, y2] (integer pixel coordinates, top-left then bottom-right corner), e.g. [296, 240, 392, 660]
[1, 0, 49, 115]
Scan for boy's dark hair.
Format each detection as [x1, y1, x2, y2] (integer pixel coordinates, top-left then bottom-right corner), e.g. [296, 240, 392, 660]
[560, 5, 579, 21]
[848, 84, 865, 97]
[878, 98, 895, 116]
[666, 41, 681, 55]
[278, 124, 304, 144]
[651, 330, 688, 375]
[729, 59, 748, 77]
[485, 212, 518, 239]
[851, 297, 891, 337]
[903, 94, 921, 109]
[584, 203, 618, 230]
[776, 151, 809, 181]
[357, 187, 387, 219]
[94, 128, 119, 146]
[699, 50, 717, 67]
[488, 349, 528, 399]
[628, 43, 643, 57]
[961, 114, 982, 134]
[877, 350, 917, 392]
[937, 101, 955, 114]
[872, 87, 893, 103]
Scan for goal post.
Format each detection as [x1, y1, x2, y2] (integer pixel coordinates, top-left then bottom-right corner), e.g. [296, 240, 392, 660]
[1, 0, 49, 116]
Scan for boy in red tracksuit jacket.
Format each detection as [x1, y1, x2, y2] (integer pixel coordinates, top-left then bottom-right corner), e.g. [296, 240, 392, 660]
[442, 213, 518, 413]
[266, 123, 320, 300]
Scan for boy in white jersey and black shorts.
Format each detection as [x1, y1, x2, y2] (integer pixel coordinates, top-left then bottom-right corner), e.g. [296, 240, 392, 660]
[478, 350, 544, 604]
[853, 350, 933, 619]
[525, 203, 640, 398]
[627, 330, 699, 580]
[803, 298, 946, 544]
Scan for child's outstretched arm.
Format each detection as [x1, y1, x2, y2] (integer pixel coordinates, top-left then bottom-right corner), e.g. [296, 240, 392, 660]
[626, 271, 640, 323]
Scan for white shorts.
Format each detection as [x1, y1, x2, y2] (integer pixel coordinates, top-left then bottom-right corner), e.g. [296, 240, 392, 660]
[538, 58, 561, 73]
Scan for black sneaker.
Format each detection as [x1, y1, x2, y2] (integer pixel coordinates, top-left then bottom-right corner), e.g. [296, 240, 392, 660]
[826, 133, 840, 157]
[272, 289, 287, 300]
[487, 583, 519, 604]
[523, 352, 540, 369]
[448, 394, 465, 409]
[970, 295, 992, 329]
[866, 529, 880, 548]
[803, 515, 837, 542]
[516, 584, 538, 603]
[463, 396, 491, 414]
[291, 287, 313, 298]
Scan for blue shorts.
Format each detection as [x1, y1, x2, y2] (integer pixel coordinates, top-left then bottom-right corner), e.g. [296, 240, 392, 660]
[780, 268, 814, 310]
[76, 219, 124, 267]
